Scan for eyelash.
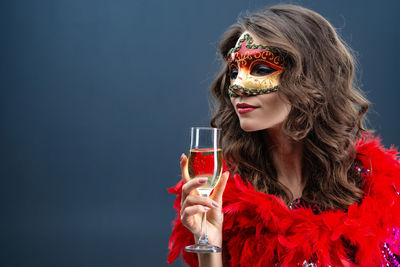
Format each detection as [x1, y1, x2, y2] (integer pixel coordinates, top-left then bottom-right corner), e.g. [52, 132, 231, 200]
[228, 64, 277, 79]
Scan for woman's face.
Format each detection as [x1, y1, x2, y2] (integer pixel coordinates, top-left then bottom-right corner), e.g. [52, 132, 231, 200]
[228, 31, 291, 132]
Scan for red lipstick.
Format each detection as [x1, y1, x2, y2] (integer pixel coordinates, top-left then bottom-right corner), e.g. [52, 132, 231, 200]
[236, 103, 258, 114]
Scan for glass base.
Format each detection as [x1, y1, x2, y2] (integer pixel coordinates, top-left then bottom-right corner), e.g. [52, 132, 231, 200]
[184, 244, 222, 253]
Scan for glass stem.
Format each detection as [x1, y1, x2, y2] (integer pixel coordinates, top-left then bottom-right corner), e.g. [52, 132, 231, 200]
[198, 211, 209, 245]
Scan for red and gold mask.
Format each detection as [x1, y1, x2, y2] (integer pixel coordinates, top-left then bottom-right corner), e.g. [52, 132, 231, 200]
[227, 33, 284, 97]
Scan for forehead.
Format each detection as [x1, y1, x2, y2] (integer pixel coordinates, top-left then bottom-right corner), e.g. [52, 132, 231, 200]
[228, 32, 284, 70]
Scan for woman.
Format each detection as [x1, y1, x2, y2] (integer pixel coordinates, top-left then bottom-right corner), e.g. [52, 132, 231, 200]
[168, 5, 400, 266]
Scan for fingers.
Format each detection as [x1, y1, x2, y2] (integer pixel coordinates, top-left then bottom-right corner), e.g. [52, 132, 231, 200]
[210, 171, 230, 203]
[180, 192, 220, 232]
[181, 195, 220, 211]
[180, 205, 210, 223]
[180, 154, 190, 183]
[181, 177, 207, 200]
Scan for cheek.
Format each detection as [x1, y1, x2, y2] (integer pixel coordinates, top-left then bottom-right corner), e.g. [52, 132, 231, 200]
[264, 96, 290, 116]
[261, 96, 291, 124]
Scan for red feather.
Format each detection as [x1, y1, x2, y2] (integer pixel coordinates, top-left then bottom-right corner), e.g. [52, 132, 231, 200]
[167, 136, 400, 266]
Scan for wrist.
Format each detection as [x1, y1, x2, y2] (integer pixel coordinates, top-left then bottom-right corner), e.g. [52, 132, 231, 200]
[197, 252, 223, 267]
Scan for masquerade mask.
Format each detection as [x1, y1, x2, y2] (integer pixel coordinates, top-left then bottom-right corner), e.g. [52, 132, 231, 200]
[227, 33, 284, 97]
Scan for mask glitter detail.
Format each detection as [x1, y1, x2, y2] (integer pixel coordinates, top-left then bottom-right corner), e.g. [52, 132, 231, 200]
[227, 33, 284, 97]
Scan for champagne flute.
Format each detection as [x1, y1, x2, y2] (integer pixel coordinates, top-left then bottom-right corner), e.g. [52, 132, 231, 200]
[184, 127, 223, 253]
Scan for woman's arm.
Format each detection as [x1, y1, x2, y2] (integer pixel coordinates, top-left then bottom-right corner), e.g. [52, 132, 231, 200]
[198, 253, 223, 267]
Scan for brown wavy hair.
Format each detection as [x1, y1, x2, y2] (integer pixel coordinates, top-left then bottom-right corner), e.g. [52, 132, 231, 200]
[210, 5, 370, 210]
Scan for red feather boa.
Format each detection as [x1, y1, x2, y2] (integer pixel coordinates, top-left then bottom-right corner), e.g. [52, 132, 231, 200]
[168, 136, 400, 266]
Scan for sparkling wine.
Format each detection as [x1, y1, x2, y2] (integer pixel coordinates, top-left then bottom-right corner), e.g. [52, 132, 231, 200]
[188, 148, 223, 196]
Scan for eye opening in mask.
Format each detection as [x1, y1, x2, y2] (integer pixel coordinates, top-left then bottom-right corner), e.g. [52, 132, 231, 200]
[250, 63, 278, 76]
[228, 65, 238, 80]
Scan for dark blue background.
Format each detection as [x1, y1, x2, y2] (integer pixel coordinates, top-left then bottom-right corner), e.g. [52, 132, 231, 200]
[1, 0, 398, 266]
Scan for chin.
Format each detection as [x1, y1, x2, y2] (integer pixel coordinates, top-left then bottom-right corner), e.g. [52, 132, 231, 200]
[239, 118, 282, 132]
[239, 121, 264, 132]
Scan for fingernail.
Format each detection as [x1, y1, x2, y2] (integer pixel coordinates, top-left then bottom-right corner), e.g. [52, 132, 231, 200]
[203, 206, 210, 211]
[198, 178, 208, 183]
[212, 201, 220, 208]
[180, 153, 185, 161]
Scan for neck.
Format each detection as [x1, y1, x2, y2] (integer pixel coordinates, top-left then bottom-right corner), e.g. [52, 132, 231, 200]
[263, 126, 304, 200]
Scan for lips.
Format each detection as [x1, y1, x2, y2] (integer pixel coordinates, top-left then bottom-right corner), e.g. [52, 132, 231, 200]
[236, 103, 258, 114]
[237, 103, 257, 108]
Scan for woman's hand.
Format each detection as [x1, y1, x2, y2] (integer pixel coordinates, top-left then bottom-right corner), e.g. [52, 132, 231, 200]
[179, 154, 229, 247]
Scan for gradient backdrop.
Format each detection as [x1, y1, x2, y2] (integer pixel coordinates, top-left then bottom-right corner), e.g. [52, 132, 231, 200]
[1, 0, 399, 266]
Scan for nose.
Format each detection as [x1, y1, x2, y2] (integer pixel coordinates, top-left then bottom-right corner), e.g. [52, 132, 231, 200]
[229, 85, 256, 98]
[232, 87, 246, 97]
